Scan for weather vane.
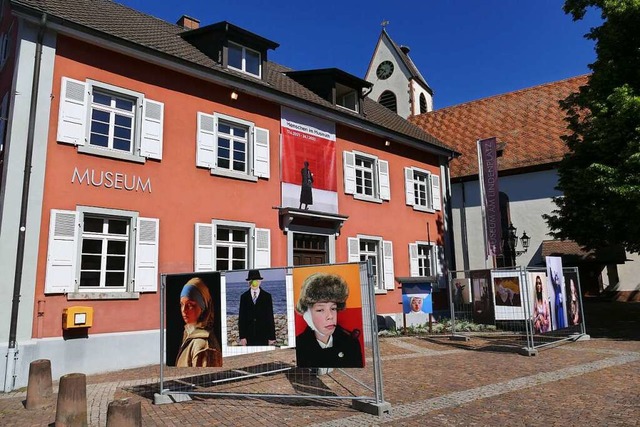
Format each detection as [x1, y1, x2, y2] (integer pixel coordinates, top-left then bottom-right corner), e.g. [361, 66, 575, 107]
[381, 20, 389, 28]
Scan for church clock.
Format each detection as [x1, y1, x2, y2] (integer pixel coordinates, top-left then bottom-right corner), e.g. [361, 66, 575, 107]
[376, 60, 394, 80]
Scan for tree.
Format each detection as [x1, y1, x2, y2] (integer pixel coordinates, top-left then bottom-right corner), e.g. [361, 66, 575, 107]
[545, 0, 640, 253]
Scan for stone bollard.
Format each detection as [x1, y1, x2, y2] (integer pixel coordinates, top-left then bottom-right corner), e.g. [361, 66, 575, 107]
[25, 359, 53, 410]
[55, 373, 87, 427]
[106, 399, 142, 427]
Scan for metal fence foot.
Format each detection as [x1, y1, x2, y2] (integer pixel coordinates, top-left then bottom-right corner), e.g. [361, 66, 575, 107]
[519, 347, 538, 356]
[153, 393, 192, 405]
[352, 399, 391, 416]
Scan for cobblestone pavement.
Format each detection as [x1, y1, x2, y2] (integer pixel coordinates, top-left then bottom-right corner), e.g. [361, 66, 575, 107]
[1, 299, 638, 426]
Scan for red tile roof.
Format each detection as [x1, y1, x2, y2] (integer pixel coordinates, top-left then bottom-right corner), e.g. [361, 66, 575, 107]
[410, 75, 589, 178]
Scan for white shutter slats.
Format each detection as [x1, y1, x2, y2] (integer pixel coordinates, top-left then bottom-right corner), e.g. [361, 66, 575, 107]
[194, 223, 214, 272]
[253, 127, 270, 178]
[44, 210, 79, 294]
[347, 237, 360, 263]
[431, 174, 442, 211]
[134, 217, 159, 292]
[343, 151, 356, 195]
[383, 240, 395, 290]
[404, 167, 415, 206]
[378, 159, 390, 201]
[140, 99, 164, 160]
[409, 243, 419, 277]
[254, 228, 271, 269]
[57, 77, 87, 146]
[196, 112, 216, 168]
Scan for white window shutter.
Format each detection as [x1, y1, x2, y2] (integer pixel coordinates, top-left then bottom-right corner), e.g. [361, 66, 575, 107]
[0, 92, 8, 149]
[196, 112, 216, 168]
[404, 167, 415, 206]
[194, 223, 214, 272]
[44, 210, 78, 294]
[436, 245, 446, 289]
[409, 243, 419, 277]
[254, 228, 271, 268]
[134, 217, 159, 292]
[378, 159, 390, 201]
[347, 237, 360, 262]
[383, 240, 395, 290]
[57, 77, 87, 146]
[343, 151, 356, 195]
[140, 98, 164, 160]
[431, 174, 441, 211]
[253, 126, 270, 179]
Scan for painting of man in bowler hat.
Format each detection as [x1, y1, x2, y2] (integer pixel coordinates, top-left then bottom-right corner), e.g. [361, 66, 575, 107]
[238, 269, 277, 346]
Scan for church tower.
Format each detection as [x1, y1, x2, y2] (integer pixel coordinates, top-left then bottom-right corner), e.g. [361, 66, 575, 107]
[364, 28, 433, 119]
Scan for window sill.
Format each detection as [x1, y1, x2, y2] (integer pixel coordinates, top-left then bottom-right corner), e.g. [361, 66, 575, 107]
[67, 291, 140, 300]
[412, 205, 435, 213]
[211, 168, 258, 182]
[353, 194, 382, 204]
[78, 145, 146, 164]
[374, 289, 388, 295]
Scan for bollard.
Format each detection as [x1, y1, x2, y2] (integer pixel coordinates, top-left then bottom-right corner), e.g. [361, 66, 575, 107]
[55, 373, 87, 427]
[106, 399, 142, 427]
[25, 359, 53, 410]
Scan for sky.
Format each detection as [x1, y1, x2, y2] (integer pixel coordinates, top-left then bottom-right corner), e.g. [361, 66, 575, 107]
[115, 0, 601, 109]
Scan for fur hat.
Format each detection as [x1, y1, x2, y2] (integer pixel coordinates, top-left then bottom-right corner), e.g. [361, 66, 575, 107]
[295, 273, 349, 314]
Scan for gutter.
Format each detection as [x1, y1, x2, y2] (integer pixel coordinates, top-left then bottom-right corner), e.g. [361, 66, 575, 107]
[11, 6, 457, 158]
[4, 12, 47, 393]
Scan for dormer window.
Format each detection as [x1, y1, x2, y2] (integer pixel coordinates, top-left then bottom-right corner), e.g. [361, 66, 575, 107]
[228, 42, 261, 77]
[336, 84, 358, 112]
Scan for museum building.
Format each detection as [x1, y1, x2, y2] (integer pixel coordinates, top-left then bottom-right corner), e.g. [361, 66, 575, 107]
[0, 0, 457, 388]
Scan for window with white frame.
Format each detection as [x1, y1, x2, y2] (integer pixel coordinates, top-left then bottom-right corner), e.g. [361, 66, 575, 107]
[343, 151, 390, 202]
[348, 236, 395, 292]
[57, 77, 164, 163]
[194, 221, 271, 272]
[336, 83, 359, 112]
[228, 42, 261, 77]
[404, 166, 441, 212]
[44, 208, 159, 297]
[409, 242, 445, 287]
[196, 112, 270, 181]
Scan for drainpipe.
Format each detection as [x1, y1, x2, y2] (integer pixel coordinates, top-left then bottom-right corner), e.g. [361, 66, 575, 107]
[4, 13, 47, 393]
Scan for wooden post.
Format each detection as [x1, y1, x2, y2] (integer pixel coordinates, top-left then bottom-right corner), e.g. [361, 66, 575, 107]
[55, 373, 87, 427]
[25, 359, 53, 409]
[107, 399, 142, 427]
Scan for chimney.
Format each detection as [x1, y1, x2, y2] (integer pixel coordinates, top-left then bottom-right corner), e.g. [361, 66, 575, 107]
[400, 45, 410, 55]
[177, 15, 200, 30]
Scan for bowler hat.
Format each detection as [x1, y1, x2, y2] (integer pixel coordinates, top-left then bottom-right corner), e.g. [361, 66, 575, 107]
[246, 269, 263, 281]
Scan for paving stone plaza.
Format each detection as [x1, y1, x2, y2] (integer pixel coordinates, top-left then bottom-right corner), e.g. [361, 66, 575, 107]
[1, 299, 638, 426]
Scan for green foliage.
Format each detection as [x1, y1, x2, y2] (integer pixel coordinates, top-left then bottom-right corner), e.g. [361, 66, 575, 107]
[545, 0, 640, 253]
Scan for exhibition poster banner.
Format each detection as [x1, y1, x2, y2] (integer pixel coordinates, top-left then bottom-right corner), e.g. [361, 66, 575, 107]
[401, 282, 433, 327]
[563, 270, 582, 326]
[491, 270, 530, 321]
[529, 272, 551, 334]
[477, 137, 502, 257]
[546, 256, 568, 330]
[292, 263, 365, 368]
[471, 269, 494, 324]
[281, 107, 338, 213]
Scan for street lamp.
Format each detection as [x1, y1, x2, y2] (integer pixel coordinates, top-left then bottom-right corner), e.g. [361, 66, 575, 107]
[508, 223, 530, 257]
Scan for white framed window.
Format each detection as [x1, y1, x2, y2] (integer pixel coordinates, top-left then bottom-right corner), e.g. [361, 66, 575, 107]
[336, 83, 359, 112]
[57, 77, 164, 163]
[343, 150, 390, 203]
[404, 166, 441, 212]
[228, 42, 261, 78]
[196, 112, 269, 181]
[409, 241, 445, 287]
[194, 220, 270, 272]
[347, 235, 394, 293]
[44, 208, 159, 297]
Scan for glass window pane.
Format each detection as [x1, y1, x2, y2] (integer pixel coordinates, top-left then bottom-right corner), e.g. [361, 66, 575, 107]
[217, 228, 230, 241]
[82, 239, 102, 254]
[217, 260, 229, 271]
[218, 123, 231, 135]
[92, 92, 111, 106]
[90, 121, 109, 136]
[106, 255, 125, 270]
[114, 125, 132, 140]
[113, 138, 131, 152]
[81, 254, 101, 270]
[234, 127, 246, 139]
[232, 247, 246, 260]
[233, 161, 245, 172]
[91, 109, 110, 123]
[105, 272, 125, 287]
[107, 240, 126, 254]
[89, 134, 109, 147]
[80, 271, 100, 287]
[115, 98, 134, 112]
[84, 218, 104, 233]
[108, 220, 127, 235]
[232, 260, 246, 270]
[216, 246, 229, 258]
[233, 140, 246, 153]
[115, 114, 132, 127]
[218, 137, 230, 149]
[232, 230, 246, 242]
[246, 50, 260, 75]
[218, 158, 230, 169]
[228, 44, 242, 69]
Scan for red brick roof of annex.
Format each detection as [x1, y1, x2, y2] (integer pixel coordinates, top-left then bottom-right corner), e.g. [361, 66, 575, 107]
[410, 75, 589, 179]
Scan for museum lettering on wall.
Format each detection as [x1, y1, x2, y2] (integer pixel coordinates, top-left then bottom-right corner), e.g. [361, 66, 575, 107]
[72, 167, 152, 193]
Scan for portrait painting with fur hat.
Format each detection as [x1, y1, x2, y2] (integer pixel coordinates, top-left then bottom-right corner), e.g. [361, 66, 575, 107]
[293, 264, 364, 368]
[165, 272, 222, 367]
